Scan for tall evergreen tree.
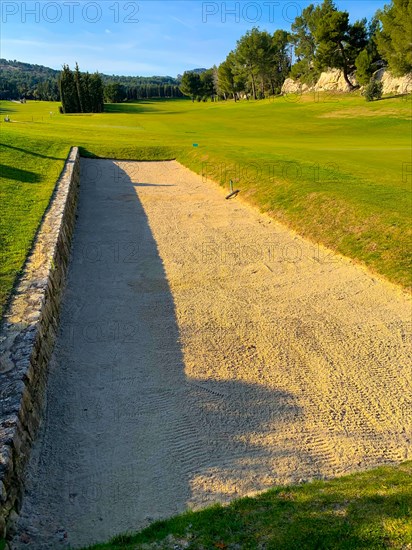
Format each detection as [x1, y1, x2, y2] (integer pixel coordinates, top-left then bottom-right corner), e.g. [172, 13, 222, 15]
[180, 71, 202, 101]
[74, 62, 84, 112]
[267, 30, 292, 94]
[312, 0, 368, 89]
[59, 64, 80, 113]
[59, 64, 104, 113]
[200, 68, 216, 98]
[89, 72, 104, 112]
[376, 0, 412, 76]
[290, 5, 319, 84]
[234, 28, 273, 99]
[290, 0, 368, 89]
[104, 82, 126, 103]
[217, 52, 243, 100]
[82, 72, 92, 112]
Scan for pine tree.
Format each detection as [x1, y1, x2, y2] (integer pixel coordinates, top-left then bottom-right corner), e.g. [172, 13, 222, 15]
[376, 0, 412, 76]
[355, 49, 374, 85]
[180, 71, 202, 101]
[312, 0, 368, 89]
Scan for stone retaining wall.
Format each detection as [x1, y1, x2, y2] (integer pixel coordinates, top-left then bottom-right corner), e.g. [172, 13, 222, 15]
[0, 147, 80, 539]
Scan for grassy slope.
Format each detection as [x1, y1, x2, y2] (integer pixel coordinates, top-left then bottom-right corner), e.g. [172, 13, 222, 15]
[0, 95, 411, 316]
[1, 98, 411, 547]
[81, 462, 412, 550]
[0, 133, 68, 313]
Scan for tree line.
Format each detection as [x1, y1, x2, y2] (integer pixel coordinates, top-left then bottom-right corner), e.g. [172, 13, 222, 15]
[180, 0, 411, 101]
[104, 82, 183, 102]
[0, 59, 183, 102]
[59, 64, 185, 111]
[59, 64, 104, 113]
[288, 0, 410, 88]
[1, 0, 409, 105]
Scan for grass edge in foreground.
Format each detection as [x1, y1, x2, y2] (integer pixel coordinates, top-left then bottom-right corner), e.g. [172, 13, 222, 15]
[80, 461, 412, 549]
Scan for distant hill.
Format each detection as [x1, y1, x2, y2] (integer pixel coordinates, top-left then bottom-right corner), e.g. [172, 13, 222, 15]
[176, 68, 207, 80]
[0, 59, 184, 101]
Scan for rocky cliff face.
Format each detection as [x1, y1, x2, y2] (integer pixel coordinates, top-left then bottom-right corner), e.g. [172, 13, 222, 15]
[314, 69, 358, 92]
[281, 68, 411, 96]
[374, 68, 412, 95]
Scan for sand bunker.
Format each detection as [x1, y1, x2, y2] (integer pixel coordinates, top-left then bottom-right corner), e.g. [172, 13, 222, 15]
[13, 159, 412, 549]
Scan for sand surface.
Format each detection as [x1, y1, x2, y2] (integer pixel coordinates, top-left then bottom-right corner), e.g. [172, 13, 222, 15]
[13, 159, 412, 548]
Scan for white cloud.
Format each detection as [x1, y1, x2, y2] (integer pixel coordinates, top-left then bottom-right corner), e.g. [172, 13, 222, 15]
[170, 15, 194, 30]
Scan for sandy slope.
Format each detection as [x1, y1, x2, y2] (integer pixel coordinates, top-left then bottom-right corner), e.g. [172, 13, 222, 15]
[13, 160, 412, 548]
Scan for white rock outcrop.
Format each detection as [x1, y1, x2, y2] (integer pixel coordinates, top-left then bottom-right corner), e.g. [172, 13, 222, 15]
[281, 68, 412, 96]
[373, 68, 412, 95]
[314, 69, 357, 92]
[281, 78, 304, 94]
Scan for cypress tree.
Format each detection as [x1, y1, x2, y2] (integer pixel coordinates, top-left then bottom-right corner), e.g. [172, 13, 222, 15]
[90, 72, 104, 112]
[74, 62, 84, 112]
[59, 64, 80, 113]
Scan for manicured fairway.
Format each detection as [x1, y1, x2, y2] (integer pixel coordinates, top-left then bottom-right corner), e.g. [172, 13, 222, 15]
[0, 94, 411, 313]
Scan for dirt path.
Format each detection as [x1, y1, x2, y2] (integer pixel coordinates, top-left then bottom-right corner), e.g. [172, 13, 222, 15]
[14, 160, 412, 548]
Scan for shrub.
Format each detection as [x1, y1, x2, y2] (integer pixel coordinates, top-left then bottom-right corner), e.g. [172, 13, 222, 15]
[364, 80, 383, 101]
[355, 49, 374, 86]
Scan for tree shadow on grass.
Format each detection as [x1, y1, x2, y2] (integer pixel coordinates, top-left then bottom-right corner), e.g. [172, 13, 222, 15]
[0, 105, 17, 114]
[379, 93, 412, 101]
[104, 103, 189, 115]
[0, 164, 41, 183]
[0, 143, 65, 161]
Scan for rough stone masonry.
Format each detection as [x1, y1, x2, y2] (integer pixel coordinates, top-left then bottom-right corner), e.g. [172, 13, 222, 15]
[0, 148, 80, 539]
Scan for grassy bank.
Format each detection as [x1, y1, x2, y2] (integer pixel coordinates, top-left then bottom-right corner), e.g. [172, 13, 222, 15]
[1, 94, 411, 314]
[81, 462, 412, 549]
[0, 133, 69, 313]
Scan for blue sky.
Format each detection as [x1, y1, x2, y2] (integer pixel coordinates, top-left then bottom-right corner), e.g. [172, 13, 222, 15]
[1, 0, 387, 77]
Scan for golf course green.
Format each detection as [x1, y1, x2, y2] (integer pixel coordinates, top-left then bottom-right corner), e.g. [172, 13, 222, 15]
[0, 93, 411, 314]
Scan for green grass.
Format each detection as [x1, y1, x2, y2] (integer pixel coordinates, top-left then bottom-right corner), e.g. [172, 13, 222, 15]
[1, 97, 411, 546]
[81, 462, 412, 550]
[0, 134, 69, 313]
[1, 93, 411, 315]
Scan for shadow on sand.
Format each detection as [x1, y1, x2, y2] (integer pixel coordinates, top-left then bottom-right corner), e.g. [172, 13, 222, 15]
[15, 159, 310, 549]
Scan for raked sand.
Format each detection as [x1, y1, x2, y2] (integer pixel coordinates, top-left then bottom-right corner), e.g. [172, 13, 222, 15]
[13, 159, 412, 548]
